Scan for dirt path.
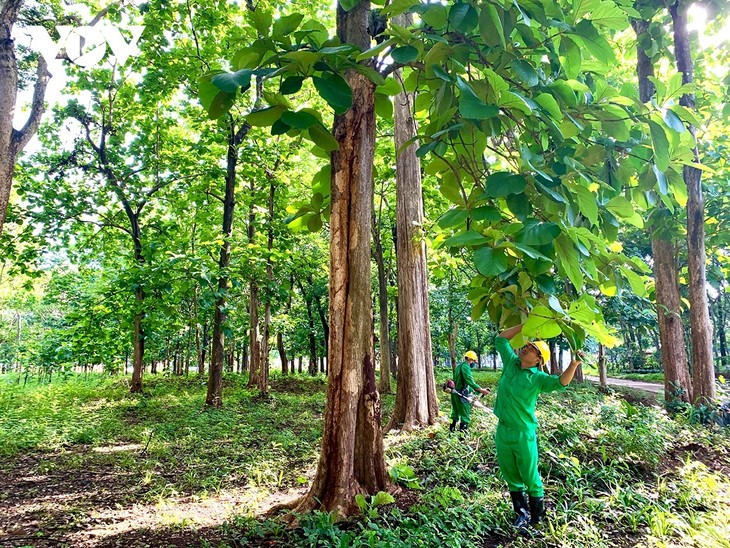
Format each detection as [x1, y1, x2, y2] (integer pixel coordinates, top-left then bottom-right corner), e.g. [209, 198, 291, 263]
[585, 375, 663, 394]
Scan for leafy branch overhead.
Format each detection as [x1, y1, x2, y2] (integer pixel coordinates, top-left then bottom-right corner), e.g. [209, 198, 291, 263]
[198, 0, 707, 349]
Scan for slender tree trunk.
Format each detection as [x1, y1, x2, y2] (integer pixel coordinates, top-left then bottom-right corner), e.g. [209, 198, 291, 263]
[372, 209, 391, 393]
[633, 17, 692, 403]
[278, 332, 288, 375]
[258, 179, 276, 397]
[207, 119, 248, 407]
[285, 0, 389, 518]
[387, 16, 438, 430]
[670, 2, 715, 404]
[598, 343, 607, 388]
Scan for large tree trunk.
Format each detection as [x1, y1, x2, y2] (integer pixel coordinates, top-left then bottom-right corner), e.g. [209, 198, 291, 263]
[633, 18, 692, 403]
[207, 119, 247, 407]
[0, 0, 50, 235]
[387, 15, 438, 430]
[670, 2, 715, 405]
[277, 332, 288, 375]
[598, 343, 607, 388]
[286, 0, 389, 518]
[130, 287, 145, 392]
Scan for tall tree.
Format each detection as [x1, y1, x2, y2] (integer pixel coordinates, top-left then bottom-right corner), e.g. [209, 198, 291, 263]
[0, 0, 50, 234]
[386, 12, 437, 432]
[669, 1, 715, 404]
[288, 0, 389, 516]
[632, 17, 692, 402]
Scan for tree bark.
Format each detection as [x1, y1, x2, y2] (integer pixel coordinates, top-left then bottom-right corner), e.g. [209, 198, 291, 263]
[670, 2, 715, 405]
[634, 16, 692, 403]
[372, 209, 391, 393]
[286, 0, 389, 518]
[0, 0, 51, 235]
[278, 332, 288, 375]
[598, 343, 607, 388]
[207, 119, 248, 407]
[387, 14, 438, 430]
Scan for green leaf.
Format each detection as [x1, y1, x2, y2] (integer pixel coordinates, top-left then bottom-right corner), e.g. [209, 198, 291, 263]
[619, 266, 646, 297]
[485, 172, 526, 197]
[281, 110, 319, 130]
[535, 93, 563, 121]
[561, 35, 582, 79]
[523, 305, 562, 339]
[449, 3, 478, 33]
[372, 491, 396, 507]
[391, 45, 419, 64]
[605, 195, 634, 218]
[472, 205, 502, 222]
[456, 77, 499, 120]
[511, 60, 539, 87]
[568, 299, 595, 325]
[555, 235, 583, 290]
[574, 20, 615, 64]
[375, 93, 393, 120]
[506, 193, 531, 220]
[519, 220, 561, 245]
[443, 230, 489, 247]
[475, 247, 509, 276]
[212, 69, 252, 93]
[648, 120, 670, 171]
[479, 4, 506, 49]
[438, 208, 468, 228]
[422, 4, 448, 28]
[307, 124, 339, 152]
[273, 13, 305, 37]
[355, 493, 367, 511]
[576, 185, 599, 226]
[248, 10, 273, 35]
[662, 109, 686, 133]
[313, 73, 353, 114]
[247, 105, 286, 127]
[280, 76, 306, 95]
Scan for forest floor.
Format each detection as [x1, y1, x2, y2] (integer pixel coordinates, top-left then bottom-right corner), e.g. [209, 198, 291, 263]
[1, 372, 729, 547]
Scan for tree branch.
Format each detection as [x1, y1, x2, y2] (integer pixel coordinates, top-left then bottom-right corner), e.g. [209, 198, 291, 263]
[11, 56, 51, 154]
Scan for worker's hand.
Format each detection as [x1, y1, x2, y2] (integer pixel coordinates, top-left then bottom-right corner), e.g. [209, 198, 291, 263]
[479, 387, 490, 395]
[569, 356, 582, 369]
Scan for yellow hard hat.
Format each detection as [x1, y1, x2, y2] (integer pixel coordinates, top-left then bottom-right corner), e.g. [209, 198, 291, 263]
[464, 350, 478, 361]
[530, 340, 551, 365]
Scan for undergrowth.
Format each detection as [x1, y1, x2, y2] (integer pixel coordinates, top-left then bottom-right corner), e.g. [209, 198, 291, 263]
[1, 370, 729, 547]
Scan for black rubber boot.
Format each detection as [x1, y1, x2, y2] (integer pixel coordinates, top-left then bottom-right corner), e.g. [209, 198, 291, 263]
[449, 419, 457, 432]
[509, 491, 530, 532]
[459, 422, 469, 436]
[529, 496, 545, 525]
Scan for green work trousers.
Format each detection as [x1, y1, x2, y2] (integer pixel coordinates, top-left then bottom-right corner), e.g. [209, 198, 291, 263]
[495, 422, 543, 497]
[450, 392, 471, 425]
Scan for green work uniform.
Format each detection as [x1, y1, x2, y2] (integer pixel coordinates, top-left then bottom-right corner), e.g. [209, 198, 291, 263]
[493, 336, 565, 497]
[450, 360, 483, 426]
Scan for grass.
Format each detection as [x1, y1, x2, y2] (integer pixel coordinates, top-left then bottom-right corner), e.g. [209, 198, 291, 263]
[1, 370, 729, 547]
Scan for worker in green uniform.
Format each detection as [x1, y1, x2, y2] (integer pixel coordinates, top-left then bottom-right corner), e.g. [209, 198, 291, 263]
[494, 324, 582, 531]
[450, 350, 490, 434]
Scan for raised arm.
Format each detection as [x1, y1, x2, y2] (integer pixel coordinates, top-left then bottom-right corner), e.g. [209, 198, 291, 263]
[560, 355, 583, 386]
[498, 323, 523, 340]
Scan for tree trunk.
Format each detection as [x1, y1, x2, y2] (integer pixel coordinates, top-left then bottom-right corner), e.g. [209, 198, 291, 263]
[200, 322, 209, 377]
[387, 14, 438, 430]
[372, 209, 392, 393]
[634, 17, 693, 403]
[278, 332, 288, 375]
[670, 2, 715, 405]
[0, 0, 50, 235]
[130, 288, 145, 393]
[286, 0, 389, 518]
[207, 119, 247, 407]
[598, 343, 607, 388]
[259, 179, 276, 397]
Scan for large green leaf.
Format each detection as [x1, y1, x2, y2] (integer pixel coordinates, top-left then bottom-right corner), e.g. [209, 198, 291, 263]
[211, 69, 252, 93]
[246, 105, 286, 127]
[438, 208, 468, 228]
[479, 3, 505, 49]
[485, 172, 526, 197]
[576, 185, 599, 226]
[456, 77, 499, 120]
[392, 45, 419, 64]
[523, 306, 562, 339]
[449, 3, 478, 33]
[648, 120, 670, 171]
[273, 13, 305, 38]
[281, 110, 319, 130]
[313, 73, 353, 114]
[307, 124, 339, 152]
[474, 247, 509, 276]
[511, 60, 539, 87]
[443, 230, 489, 247]
[518, 220, 561, 245]
[555, 235, 583, 290]
[605, 195, 634, 218]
